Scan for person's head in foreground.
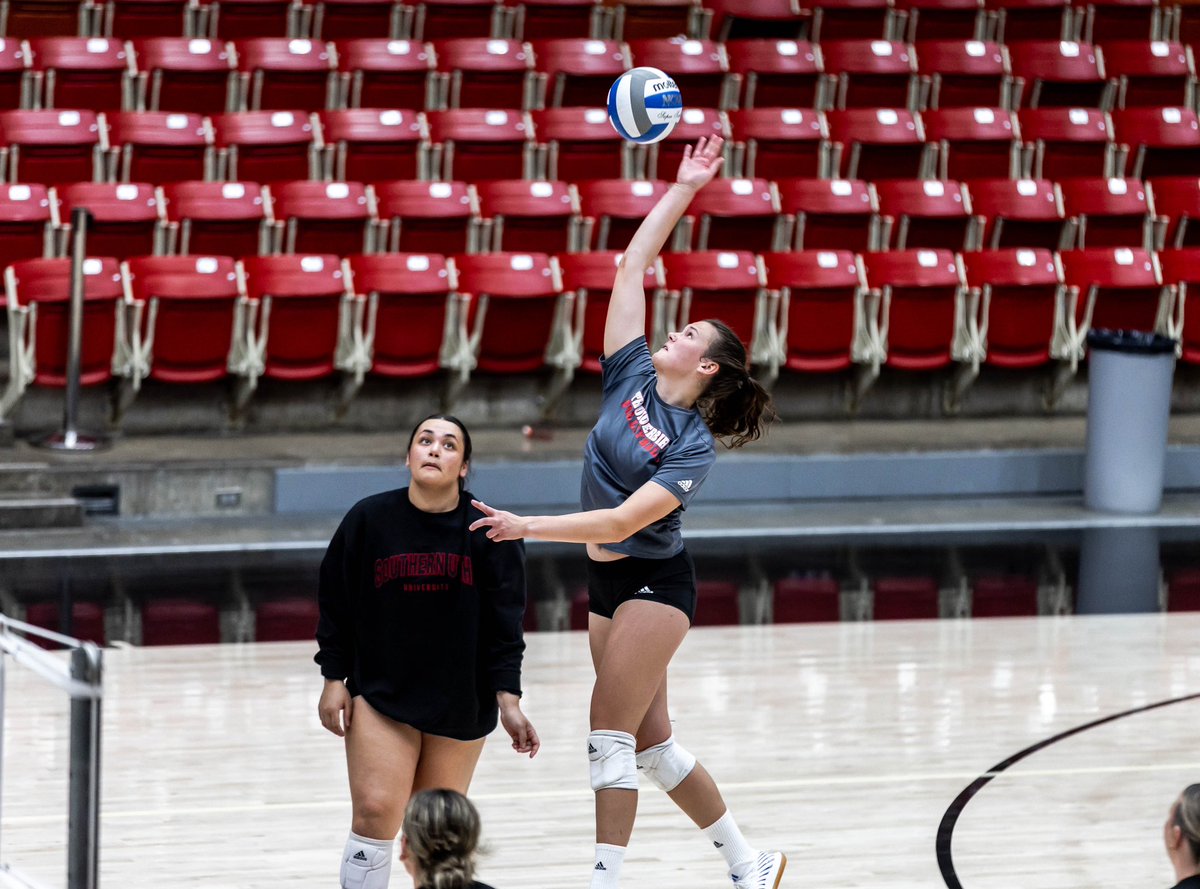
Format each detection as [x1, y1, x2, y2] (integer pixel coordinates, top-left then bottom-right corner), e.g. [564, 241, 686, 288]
[400, 788, 488, 889]
[1165, 784, 1200, 887]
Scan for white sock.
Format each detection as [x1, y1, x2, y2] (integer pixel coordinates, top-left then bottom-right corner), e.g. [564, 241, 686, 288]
[590, 842, 625, 889]
[340, 830, 393, 889]
[703, 810, 757, 868]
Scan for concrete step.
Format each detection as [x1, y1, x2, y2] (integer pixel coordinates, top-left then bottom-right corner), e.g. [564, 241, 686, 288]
[0, 463, 55, 496]
[0, 495, 84, 529]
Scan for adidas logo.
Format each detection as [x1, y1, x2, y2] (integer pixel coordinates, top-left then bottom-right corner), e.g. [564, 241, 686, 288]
[352, 851, 368, 861]
[714, 841, 724, 848]
[588, 743, 597, 754]
[635, 586, 653, 596]
[594, 862, 607, 871]
[677, 479, 693, 492]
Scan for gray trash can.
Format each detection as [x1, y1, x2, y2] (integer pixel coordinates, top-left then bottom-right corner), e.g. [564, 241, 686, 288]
[1084, 328, 1177, 514]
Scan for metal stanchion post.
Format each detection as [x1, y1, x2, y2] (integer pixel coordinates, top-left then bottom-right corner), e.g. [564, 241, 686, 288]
[67, 644, 102, 889]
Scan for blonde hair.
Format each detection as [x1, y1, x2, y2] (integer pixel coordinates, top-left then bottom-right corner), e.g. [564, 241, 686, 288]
[403, 789, 481, 889]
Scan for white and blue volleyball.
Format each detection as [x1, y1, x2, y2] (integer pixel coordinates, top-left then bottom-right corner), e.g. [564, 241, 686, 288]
[607, 67, 683, 144]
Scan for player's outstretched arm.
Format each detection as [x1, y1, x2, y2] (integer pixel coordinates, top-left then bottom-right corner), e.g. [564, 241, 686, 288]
[603, 136, 724, 358]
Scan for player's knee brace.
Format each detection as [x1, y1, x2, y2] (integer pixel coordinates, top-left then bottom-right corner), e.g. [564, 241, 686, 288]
[588, 729, 638, 792]
[340, 831, 393, 889]
[635, 735, 696, 792]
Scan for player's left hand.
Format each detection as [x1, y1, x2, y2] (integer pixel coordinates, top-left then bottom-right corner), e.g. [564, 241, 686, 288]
[498, 694, 540, 758]
[470, 500, 527, 541]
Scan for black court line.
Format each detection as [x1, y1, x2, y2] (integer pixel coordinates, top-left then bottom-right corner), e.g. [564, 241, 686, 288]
[936, 690, 1200, 889]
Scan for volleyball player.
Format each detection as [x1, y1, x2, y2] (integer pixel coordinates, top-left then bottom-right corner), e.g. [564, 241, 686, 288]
[469, 136, 787, 889]
[316, 414, 539, 889]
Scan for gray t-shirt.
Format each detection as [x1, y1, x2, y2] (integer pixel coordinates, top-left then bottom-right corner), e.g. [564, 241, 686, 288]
[580, 337, 716, 558]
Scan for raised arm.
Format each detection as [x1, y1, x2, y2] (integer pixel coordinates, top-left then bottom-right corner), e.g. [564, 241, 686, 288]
[603, 136, 725, 358]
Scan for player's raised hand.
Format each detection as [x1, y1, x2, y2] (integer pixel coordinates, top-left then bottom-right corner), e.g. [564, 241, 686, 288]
[676, 136, 724, 191]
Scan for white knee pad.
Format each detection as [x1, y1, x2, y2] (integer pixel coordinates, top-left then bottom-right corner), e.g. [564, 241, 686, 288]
[636, 735, 696, 792]
[340, 831, 393, 889]
[588, 729, 638, 792]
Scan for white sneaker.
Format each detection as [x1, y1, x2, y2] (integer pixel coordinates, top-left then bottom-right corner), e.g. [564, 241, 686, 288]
[729, 851, 787, 889]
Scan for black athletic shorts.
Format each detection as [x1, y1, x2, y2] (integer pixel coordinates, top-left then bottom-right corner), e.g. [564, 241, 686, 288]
[586, 548, 697, 624]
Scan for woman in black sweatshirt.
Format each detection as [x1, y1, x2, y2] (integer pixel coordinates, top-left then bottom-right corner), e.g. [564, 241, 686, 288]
[315, 414, 538, 889]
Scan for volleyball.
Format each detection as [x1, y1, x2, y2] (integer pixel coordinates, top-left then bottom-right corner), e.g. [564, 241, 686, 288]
[606, 67, 683, 144]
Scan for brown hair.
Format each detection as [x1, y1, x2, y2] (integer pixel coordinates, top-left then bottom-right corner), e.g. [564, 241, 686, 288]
[403, 789, 482, 889]
[697, 319, 777, 449]
[1176, 785, 1200, 862]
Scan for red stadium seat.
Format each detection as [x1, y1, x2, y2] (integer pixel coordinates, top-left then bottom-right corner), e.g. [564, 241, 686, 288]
[530, 106, 632, 180]
[612, 0, 708, 41]
[130, 36, 237, 114]
[0, 37, 31, 110]
[411, 0, 503, 40]
[1007, 39, 1111, 109]
[874, 178, 980, 250]
[967, 177, 1067, 249]
[1165, 568, 1200, 611]
[432, 36, 534, 110]
[253, 596, 319, 641]
[158, 179, 274, 255]
[822, 38, 920, 111]
[556, 249, 662, 370]
[529, 37, 628, 108]
[140, 597, 220, 644]
[55, 181, 163, 259]
[574, 177, 669, 250]
[922, 106, 1021, 179]
[915, 39, 1011, 110]
[986, 0, 1078, 43]
[1149, 176, 1200, 248]
[643, 106, 728, 180]
[726, 107, 831, 179]
[233, 37, 338, 112]
[626, 37, 732, 109]
[28, 36, 134, 112]
[692, 580, 740, 626]
[507, 0, 601, 40]
[872, 575, 940, 619]
[960, 247, 1064, 367]
[710, 0, 809, 43]
[811, 0, 892, 41]
[121, 253, 242, 384]
[1058, 176, 1154, 249]
[762, 249, 870, 373]
[2, 0, 98, 38]
[317, 107, 425, 182]
[343, 251, 461, 377]
[1153, 246, 1200, 363]
[894, 0, 984, 43]
[107, 110, 213, 182]
[1102, 40, 1194, 109]
[776, 176, 883, 251]
[1111, 105, 1200, 179]
[266, 179, 374, 256]
[423, 107, 536, 181]
[1018, 106, 1118, 180]
[0, 108, 107, 183]
[336, 37, 436, 110]
[310, 0, 408, 39]
[723, 38, 825, 109]
[772, 576, 840, 623]
[684, 176, 782, 252]
[24, 600, 106, 645]
[862, 248, 968, 371]
[1081, 0, 1159, 44]
[970, 574, 1039, 616]
[101, 0, 198, 38]
[371, 178, 482, 253]
[0, 183, 55, 269]
[199, 0, 305, 40]
[825, 107, 931, 180]
[1059, 246, 1170, 337]
[475, 178, 580, 253]
[211, 109, 321, 181]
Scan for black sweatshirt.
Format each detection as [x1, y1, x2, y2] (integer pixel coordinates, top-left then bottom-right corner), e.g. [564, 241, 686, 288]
[315, 488, 527, 741]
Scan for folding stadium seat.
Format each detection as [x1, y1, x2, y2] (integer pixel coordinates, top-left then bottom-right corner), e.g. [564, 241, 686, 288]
[1006, 39, 1111, 109]
[1058, 245, 1171, 339]
[810, 0, 892, 41]
[411, 0, 505, 40]
[336, 37, 436, 110]
[861, 248, 971, 371]
[317, 108, 424, 181]
[1165, 568, 1200, 611]
[1111, 106, 1200, 179]
[914, 39, 1011, 110]
[236, 252, 354, 381]
[922, 106, 1021, 180]
[266, 179, 374, 255]
[310, 0, 408, 39]
[761, 249, 872, 374]
[106, 110, 213, 182]
[210, 109, 321, 181]
[55, 181, 164, 259]
[101, 0, 199, 38]
[960, 247, 1064, 367]
[0, 38, 31, 109]
[120, 254, 242, 386]
[2, 257, 123, 418]
[24, 600, 106, 644]
[140, 597, 221, 644]
[723, 38, 826, 110]
[969, 574, 1039, 616]
[611, 0, 709, 41]
[1058, 176, 1155, 249]
[625, 37, 732, 109]
[530, 106, 632, 180]
[708, 0, 809, 42]
[0, 183, 53, 268]
[556, 250, 662, 370]
[642, 106, 729, 180]
[371, 178, 482, 253]
[725, 108, 830, 179]
[1081, 0, 1160, 44]
[342, 251, 463, 377]
[692, 580, 740, 626]
[423, 108, 535, 181]
[0, 108, 106, 183]
[453, 251, 577, 375]
[432, 37, 534, 110]
[1018, 106, 1118, 180]
[574, 177, 668, 250]
[985, 0, 1079, 43]
[1150, 176, 1200, 247]
[27, 36, 135, 111]
[528, 37, 628, 108]
[822, 39, 921, 111]
[197, 0, 306, 40]
[894, 0, 985, 43]
[967, 177, 1067, 249]
[684, 176, 783, 252]
[1, 0, 98, 38]
[475, 178, 580, 253]
[660, 250, 778, 371]
[871, 575, 940, 619]
[252, 596, 319, 641]
[158, 180, 274, 255]
[825, 107, 931, 180]
[233, 37, 339, 112]
[772, 576, 841, 623]
[1153, 247, 1200, 363]
[776, 176, 884, 251]
[874, 178, 980, 250]
[506, 0, 602, 40]
[130, 37, 237, 114]
[1102, 40, 1194, 109]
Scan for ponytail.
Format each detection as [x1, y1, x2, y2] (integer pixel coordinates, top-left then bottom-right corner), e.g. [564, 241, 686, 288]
[403, 789, 482, 889]
[697, 319, 777, 449]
